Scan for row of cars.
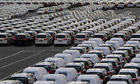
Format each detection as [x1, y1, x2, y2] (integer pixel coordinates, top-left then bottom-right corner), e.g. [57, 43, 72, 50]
[1, 0, 140, 7]
[0, 7, 116, 46]
[0, 4, 42, 20]
[37, 4, 71, 14]
[1, 8, 140, 84]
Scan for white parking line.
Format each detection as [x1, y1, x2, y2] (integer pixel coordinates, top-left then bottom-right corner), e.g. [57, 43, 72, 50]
[0, 51, 24, 61]
[0, 50, 46, 70]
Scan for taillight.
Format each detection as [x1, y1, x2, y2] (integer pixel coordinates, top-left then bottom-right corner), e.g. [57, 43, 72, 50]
[107, 72, 112, 75]
[4, 38, 8, 40]
[63, 38, 67, 40]
[124, 57, 128, 60]
[74, 38, 77, 40]
[101, 78, 105, 81]
[83, 38, 87, 40]
[129, 54, 132, 56]
[32, 36, 34, 38]
[35, 38, 38, 40]
[102, 38, 105, 41]
[119, 62, 122, 64]
[134, 50, 138, 52]
[123, 38, 125, 40]
[48, 71, 53, 74]
[79, 71, 84, 74]
[14, 38, 17, 40]
[86, 66, 90, 69]
[133, 78, 138, 81]
[44, 38, 48, 40]
[100, 57, 103, 60]
[114, 66, 118, 69]
[54, 38, 57, 40]
[23, 38, 27, 40]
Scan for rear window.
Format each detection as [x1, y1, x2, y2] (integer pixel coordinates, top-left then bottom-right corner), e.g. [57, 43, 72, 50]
[113, 35, 124, 38]
[93, 35, 104, 38]
[56, 35, 65, 38]
[110, 79, 129, 84]
[119, 72, 136, 78]
[94, 66, 109, 71]
[15, 35, 26, 39]
[46, 79, 55, 81]
[81, 80, 90, 84]
[131, 35, 140, 38]
[86, 72, 104, 78]
[59, 72, 67, 76]
[76, 35, 85, 38]
[0, 35, 6, 38]
[37, 35, 46, 38]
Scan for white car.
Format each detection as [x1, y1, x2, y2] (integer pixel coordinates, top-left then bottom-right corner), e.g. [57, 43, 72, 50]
[54, 33, 71, 45]
[0, 80, 23, 84]
[35, 33, 53, 45]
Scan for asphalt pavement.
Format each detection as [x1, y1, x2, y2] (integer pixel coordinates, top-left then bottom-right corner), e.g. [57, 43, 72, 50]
[0, 8, 140, 80]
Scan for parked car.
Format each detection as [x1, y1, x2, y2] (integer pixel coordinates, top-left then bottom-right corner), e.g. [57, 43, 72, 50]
[86, 68, 110, 84]
[23, 67, 47, 80]
[14, 33, 33, 46]
[35, 33, 53, 46]
[35, 62, 57, 74]
[54, 33, 72, 46]
[77, 75, 102, 84]
[42, 74, 67, 84]
[0, 33, 14, 45]
[55, 68, 78, 81]
[10, 73, 36, 84]
[0, 80, 23, 84]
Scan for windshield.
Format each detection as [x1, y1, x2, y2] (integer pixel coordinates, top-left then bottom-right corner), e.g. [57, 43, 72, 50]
[0, 35, 6, 38]
[56, 35, 65, 38]
[119, 72, 136, 78]
[113, 35, 124, 38]
[9, 32, 16, 35]
[94, 66, 109, 71]
[76, 35, 85, 38]
[118, 49, 131, 54]
[110, 79, 129, 84]
[113, 53, 125, 57]
[15, 35, 25, 39]
[86, 72, 104, 78]
[0, 30, 5, 33]
[101, 61, 116, 67]
[46, 79, 55, 81]
[88, 52, 102, 58]
[10, 77, 27, 84]
[37, 35, 46, 38]
[74, 61, 88, 66]
[131, 35, 140, 38]
[107, 57, 120, 62]
[66, 66, 81, 72]
[79, 46, 89, 50]
[93, 35, 104, 38]
[124, 66, 140, 72]
[59, 72, 67, 76]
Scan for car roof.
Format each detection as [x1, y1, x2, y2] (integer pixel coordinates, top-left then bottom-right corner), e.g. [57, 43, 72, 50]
[119, 69, 138, 73]
[66, 63, 84, 66]
[111, 75, 131, 79]
[87, 68, 106, 72]
[11, 73, 30, 78]
[0, 80, 20, 84]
